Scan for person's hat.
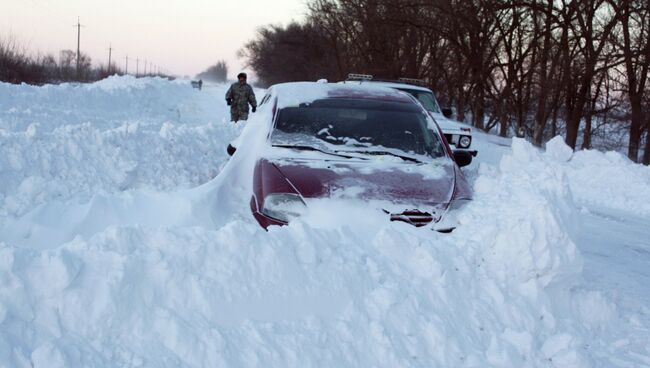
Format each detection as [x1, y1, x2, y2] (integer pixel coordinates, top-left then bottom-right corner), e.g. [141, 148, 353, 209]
[237, 72, 247, 79]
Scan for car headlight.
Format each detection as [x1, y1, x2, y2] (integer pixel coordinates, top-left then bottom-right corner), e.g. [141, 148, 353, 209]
[459, 135, 471, 148]
[261, 193, 306, 222]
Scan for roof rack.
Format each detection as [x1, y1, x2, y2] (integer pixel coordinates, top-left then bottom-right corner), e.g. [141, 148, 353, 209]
[345, 73, 428, 87]
[398, 77, 427, 87]
[347, 73, 373, 81]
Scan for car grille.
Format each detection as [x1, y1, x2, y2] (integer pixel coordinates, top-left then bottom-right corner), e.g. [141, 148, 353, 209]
[389, 210, 437, 227]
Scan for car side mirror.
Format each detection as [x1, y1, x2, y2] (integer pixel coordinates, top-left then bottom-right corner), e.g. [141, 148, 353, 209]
[453, 150, 472, 167]
[441, 108, 453, 119]
[227, 144, 236, 156]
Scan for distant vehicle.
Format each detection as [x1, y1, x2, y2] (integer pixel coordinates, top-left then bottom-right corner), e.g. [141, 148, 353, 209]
[341, 74, 477, 161]
[191, 80, 203, 90]
[230, 82, 473, 231]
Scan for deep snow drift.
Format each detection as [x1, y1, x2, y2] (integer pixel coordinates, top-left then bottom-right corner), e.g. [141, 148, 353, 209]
[0, 76, 245, 219]
[0, 76, 649, 367]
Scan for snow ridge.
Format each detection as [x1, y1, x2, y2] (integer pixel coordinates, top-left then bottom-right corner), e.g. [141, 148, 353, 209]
[0, 77, 647, 367]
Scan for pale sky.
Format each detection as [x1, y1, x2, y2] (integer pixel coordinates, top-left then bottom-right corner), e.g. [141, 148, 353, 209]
[1, 0, 307, 79]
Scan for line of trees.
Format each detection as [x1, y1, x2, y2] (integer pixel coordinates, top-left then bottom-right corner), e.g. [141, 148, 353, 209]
[241, 0, 650, 164]
[1, 35, 168, 85]
[196, 60, 228, 82]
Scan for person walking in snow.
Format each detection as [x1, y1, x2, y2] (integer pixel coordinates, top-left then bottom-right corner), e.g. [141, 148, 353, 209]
[225, 72, 257, 122]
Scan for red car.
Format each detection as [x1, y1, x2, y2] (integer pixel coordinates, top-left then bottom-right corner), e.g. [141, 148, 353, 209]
[235, 82, 473, 231]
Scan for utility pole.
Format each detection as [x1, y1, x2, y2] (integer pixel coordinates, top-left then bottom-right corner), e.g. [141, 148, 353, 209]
[144, 59, 147, 75]
[74, 17, 83, 79]
[107, 44, 113, 74]
[136, 58, 139, 77]
[125, 56, 129, 74]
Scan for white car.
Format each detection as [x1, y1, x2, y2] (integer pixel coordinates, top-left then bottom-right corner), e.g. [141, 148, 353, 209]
[340, 74, 477, 160]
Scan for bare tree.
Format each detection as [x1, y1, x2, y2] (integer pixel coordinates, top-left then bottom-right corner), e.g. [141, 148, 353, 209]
[239, 0, 650, 163]
[240, 21, 341, 86]
[0, 34, 30, 83]
[612, 0, 650, 162]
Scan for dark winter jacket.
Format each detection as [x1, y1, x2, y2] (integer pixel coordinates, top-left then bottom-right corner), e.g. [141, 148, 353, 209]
[225, 82, 257, 114]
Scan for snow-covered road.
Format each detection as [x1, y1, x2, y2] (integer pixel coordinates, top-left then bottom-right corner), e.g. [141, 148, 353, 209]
[577, 208, 650, 364]
[1, 76, 649, 367]
[580, 208, 650, 310]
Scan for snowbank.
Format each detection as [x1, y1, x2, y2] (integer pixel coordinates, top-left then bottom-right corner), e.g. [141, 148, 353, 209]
[568, 150, 650, 216]
[0, 76, 213, 133]
[0, 121, 242, 218]
[539, 136, 650, 216]
[0, 77, 247, 218]
[477, 134, 650, 217]
[0, 77, 646, 367]
[0, 137, 620, 367]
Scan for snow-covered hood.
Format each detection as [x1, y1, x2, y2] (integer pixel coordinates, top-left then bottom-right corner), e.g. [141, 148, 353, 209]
[429, 112, 468, 133]
[262, 156, 464, 208]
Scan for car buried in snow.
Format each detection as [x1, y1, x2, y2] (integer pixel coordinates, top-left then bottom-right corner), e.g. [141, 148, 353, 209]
[341, 74, 478, 164]
[230, 82, 473, 231]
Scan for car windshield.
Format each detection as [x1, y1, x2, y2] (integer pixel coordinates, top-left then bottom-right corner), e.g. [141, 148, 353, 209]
[270, 98, 446, 160]
[397, 89, 441, 113]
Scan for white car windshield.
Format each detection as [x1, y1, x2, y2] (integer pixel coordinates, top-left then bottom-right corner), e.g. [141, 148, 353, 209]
[270, 98, 446, 159]
[397, 89, 442, 114]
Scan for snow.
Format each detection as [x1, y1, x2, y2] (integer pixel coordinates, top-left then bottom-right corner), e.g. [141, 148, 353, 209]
[0, 76, 248, 218]
[565, 149, 650, 216]
[271, 81, 406, 108]
[1, 76, 649, 367]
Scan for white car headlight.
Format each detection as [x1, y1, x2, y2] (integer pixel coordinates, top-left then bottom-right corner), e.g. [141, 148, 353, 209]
[459, 135, 471, 148]
[261, 193, 306, 222]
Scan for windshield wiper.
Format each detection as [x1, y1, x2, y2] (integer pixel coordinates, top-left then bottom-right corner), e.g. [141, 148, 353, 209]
[337, 149, 423, 163]
[272, 144, 365, 160]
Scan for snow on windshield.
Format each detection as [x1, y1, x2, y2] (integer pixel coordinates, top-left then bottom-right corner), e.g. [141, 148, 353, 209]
[397, 88, 442, 113]
[270, 99, 446, 159]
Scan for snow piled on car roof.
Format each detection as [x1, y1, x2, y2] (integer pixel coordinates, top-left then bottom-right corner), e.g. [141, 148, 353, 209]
[272, 81, 412, 108]
[0, 76, 649, 367]
[341, 79, 434, 92]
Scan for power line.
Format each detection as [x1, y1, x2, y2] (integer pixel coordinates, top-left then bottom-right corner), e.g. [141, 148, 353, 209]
[64, 16, 170, 78]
